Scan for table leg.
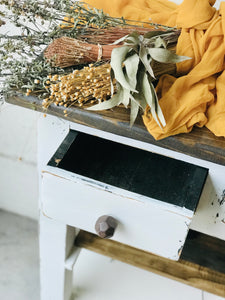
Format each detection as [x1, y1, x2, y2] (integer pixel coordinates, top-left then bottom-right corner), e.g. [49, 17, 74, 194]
[39, 213, 77, 300]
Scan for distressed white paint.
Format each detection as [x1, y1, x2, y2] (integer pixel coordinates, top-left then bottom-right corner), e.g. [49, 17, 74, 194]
[65, 119, 225, 241]
[39, 212, 77, 300]
[41, 167, 193, 261]
[37, 1, 225, 295]
[37, 113, 225, 300]
[37, 114, 69, 171]
[37, 117, 224, 298]
[2, 1, 224, 298]
[37, 114, 225, 267]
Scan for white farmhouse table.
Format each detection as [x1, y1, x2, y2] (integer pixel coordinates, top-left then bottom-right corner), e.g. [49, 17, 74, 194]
[7, 94, 225, 300]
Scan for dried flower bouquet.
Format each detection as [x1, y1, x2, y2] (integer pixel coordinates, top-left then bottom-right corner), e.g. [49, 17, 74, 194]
[0, 0, 187, 127]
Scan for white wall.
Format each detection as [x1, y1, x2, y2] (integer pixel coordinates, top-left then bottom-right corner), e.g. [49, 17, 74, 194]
[0, 12, 40, 219]
[0, 103, 39, 219]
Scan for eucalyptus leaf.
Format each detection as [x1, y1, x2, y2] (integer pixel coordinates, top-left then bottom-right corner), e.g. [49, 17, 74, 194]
[131, 92, 147, 111]
[144, 30, 171, 39]
[130, 93, 146, 110]
[142, 74, 160, 126]
[110, 68, 115, 96]
[153, 36, 167, 49]
[123, 53, 139, 88]
[149, 81, 166, 127]
[111, 46, 137, 92]
[87, 92, 121, 111]
[87, 30, 187, 128]
[148, 48, 191, 64]
[139, 44, 155, 79]
[124, 31, 140, 45]
[122, 88, 130, 108]
[134, 65, 148, 110]
[117, 82, 130, 108]
[122, 54, 140, 108]
[130, 98, 140, 127]
[111, 34, 129, 45]
[142, 72, 163, 128]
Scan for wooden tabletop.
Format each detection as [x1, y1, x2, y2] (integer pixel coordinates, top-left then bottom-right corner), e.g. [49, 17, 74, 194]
[6, 93, 225, 166]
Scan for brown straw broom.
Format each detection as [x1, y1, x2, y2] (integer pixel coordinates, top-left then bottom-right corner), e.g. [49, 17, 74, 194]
[79, 26, 180, 45]
[44, 36, 121, 68]
[44, 35, 177, 77]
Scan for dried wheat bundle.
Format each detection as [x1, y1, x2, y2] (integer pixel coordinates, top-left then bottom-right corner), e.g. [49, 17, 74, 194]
[42, 61, 177, 117]
[42, 63, 115, 114]
[44, 37, 120, 68]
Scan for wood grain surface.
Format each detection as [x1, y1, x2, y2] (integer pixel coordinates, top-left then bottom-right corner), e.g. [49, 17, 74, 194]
[75, 230, 225, 297]
[6, 93, 225, 166]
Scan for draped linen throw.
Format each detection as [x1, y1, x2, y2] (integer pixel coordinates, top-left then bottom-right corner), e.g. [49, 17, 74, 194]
[85, 0, 225, 140]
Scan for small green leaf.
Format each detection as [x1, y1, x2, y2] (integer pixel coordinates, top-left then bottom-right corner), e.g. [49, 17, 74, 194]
[21, 85, 34, 89]
[111, 46, 137, 92]
[148, 48, 191, 64]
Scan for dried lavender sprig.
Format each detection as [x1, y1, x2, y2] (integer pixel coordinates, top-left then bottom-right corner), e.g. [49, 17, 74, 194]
[1, 57, 65, 98]
[1, 1, 175, 44]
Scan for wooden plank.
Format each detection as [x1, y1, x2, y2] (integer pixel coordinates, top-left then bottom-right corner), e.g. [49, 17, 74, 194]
[75, 230, 225, 298]
[181, 230, 225, 275]
[6, 93, 225, 166]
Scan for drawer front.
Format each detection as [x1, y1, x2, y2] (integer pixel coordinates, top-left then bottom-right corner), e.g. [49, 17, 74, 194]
[41, 130, 208, 261]
[42, 170, 192, 261]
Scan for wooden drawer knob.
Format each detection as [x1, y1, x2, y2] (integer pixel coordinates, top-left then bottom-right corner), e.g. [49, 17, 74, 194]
[95, 215, 118, 239]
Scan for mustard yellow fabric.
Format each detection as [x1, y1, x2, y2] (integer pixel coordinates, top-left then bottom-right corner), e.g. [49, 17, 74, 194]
[85, 0, 225, 140]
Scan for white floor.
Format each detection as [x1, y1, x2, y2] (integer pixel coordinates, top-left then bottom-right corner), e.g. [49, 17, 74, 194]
[0, 210, 40, 300]
[0, 210, 223, 300]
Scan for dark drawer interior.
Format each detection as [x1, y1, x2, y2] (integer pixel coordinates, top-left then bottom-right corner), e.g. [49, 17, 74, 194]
[48, 130, 208, 212]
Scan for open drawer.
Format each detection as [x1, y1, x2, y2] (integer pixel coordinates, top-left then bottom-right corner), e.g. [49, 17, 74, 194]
[41, 130, 208, 261]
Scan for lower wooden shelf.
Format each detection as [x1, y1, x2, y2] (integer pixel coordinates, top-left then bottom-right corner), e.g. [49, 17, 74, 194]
[75, 230, 225, 297]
